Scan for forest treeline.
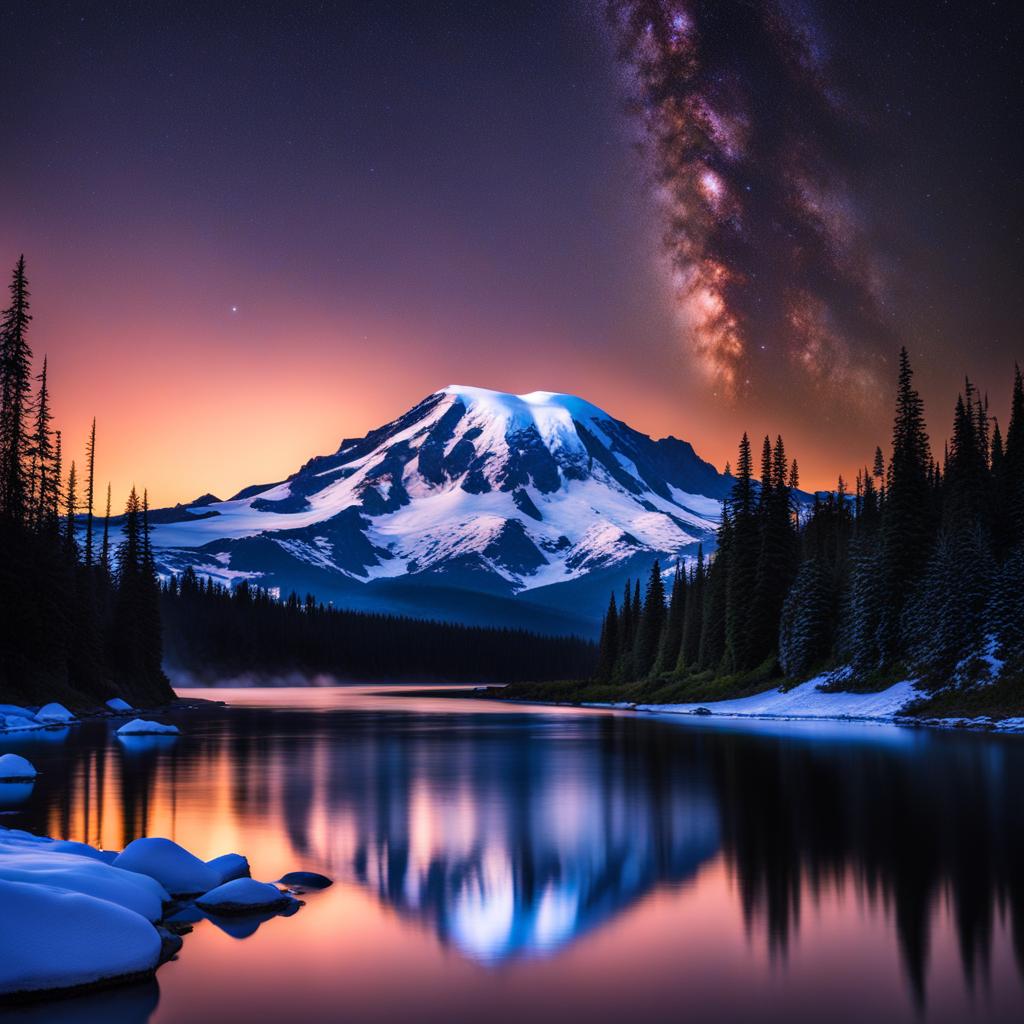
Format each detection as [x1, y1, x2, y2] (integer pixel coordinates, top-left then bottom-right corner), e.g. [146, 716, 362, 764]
[162, 569, 596, 684]
[587, 349, 1024, 711]
[0, 257, 172, 707]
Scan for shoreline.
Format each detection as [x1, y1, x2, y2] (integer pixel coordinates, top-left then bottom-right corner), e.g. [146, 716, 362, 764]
[0, 696, 225, 737]
[457, 678, 1024, 735]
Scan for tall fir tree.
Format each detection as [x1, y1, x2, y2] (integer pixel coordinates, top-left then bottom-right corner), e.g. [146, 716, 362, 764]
[100, 482, 112, 577]
[29, 355, 54, 528]
[0, 256, 33, 522]
[595, 593, 619, 682]
[878, 348, 933, 665]
[64, 460, 78, 555]
[679, 545, 705, 670]
[724, 433, 759, 671]
[654, 563, 685, 675]
[84, 418, 96, 566]
[634, 559, 666, 678]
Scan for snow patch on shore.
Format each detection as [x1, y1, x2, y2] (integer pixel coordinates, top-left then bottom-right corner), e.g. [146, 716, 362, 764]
[635, 676, 919, 722]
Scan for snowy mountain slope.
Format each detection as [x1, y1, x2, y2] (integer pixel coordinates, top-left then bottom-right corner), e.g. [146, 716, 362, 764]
[132, 386, 735, 632]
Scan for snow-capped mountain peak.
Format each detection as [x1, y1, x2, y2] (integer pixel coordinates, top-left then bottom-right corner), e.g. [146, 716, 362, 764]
[140, 385, 732, 631]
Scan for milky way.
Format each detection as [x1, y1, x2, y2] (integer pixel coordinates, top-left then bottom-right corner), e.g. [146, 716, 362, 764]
[606, 0, 893, 401]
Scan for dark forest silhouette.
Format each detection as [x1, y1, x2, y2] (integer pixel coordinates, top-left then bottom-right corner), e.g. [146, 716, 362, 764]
[587, 350, 1024, 710]
[0, 257, 170, 707]
[161, 569, 595, 684]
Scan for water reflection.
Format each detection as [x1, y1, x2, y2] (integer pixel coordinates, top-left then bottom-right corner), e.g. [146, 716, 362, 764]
[3, 688, 1024, 1021]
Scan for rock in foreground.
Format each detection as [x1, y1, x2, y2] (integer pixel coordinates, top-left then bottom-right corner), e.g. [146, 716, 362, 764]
[196, 878, 296, 915]
[34, 703, 76, 725]
[0, 879, 161, 998]
[113, 837, 217, 898]
[0, 754, 37, 781]
[207, 852, 251, 885]
[277, 870, 333, 890]
[116, 719, 179, 737]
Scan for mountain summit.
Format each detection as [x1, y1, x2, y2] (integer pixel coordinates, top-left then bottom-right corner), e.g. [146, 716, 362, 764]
[147, 386, 731, 633]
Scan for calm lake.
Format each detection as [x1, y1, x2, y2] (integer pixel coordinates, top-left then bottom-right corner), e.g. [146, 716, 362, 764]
[1, 686, 1023, 1023]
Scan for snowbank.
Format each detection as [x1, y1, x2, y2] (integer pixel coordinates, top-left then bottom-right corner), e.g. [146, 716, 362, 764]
[106, 697, 134, 713]
[635, 677, 919, 722]
[113, 837, 218, 897]
[34, 702, 76, 725]
[116, 718, 179, 736]
[0, 753, 37, 781]
[196, 878, 295, 914]
[0, 879, 161, 998]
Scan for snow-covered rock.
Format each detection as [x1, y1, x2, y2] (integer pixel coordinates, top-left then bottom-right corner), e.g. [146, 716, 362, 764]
[47, 838, 118, 863]
[0, 879, 161, 997]
[113, 837, 217, 897]
[34, 702, 76, 724]
[106, 697, 134, 713]
[116, 718, 179, 736]
[0, 848, 168, 922]
[0, 826, 316, 999]
[0, 704, 36, 721]
[196, 878, 296, 914]
[0, 753, 37, 780]
[0, 713, 43, 733]
[0, 831, 169, 921]
[207, 852, 251, 885]
[277, 870, 333, 890]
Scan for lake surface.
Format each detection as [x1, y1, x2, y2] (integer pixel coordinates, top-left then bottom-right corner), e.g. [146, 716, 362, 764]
[2, 685, 1023, 1023]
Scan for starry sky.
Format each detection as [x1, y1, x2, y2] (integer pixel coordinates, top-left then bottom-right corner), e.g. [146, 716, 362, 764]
[0, 1, 1020, 506]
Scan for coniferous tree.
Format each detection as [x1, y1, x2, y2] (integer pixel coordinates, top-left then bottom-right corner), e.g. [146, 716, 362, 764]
[596, 593, 619, 681]
[64, 461, 78, 555]
[1001, 365, 1024, 549]
[748, 435, 798, 666]
[993, 543, 1024, 673]
[903, 385, 996, 683]
[50, 429, 62, 530]
[654, 563, 685, 675]
[29, 355, 54, 528]
[615, 578, 635, 682]
[109, 486, 143, 687]
[84, 418, 96, 566]
[724, 433, 758, 671]
[634, 559, 665, 678]
[679, 545, 705, 670]
[878, 348, 933, 665]
[139, 490, 164, 682]
[100, 482, 112, 577]
[699, 523, 729, 670]
[0, 256, 33, 521]
[779, 557, 830, 679]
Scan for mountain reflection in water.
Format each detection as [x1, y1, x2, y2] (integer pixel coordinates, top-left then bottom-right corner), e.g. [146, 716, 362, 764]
[2, 686, 1023, 1023]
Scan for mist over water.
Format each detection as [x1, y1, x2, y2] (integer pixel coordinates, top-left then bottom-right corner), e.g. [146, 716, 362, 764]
[2, 686, 1023, 1023]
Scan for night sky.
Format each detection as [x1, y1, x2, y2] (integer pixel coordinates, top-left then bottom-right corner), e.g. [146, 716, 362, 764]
[1, 1, 1020, 505]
